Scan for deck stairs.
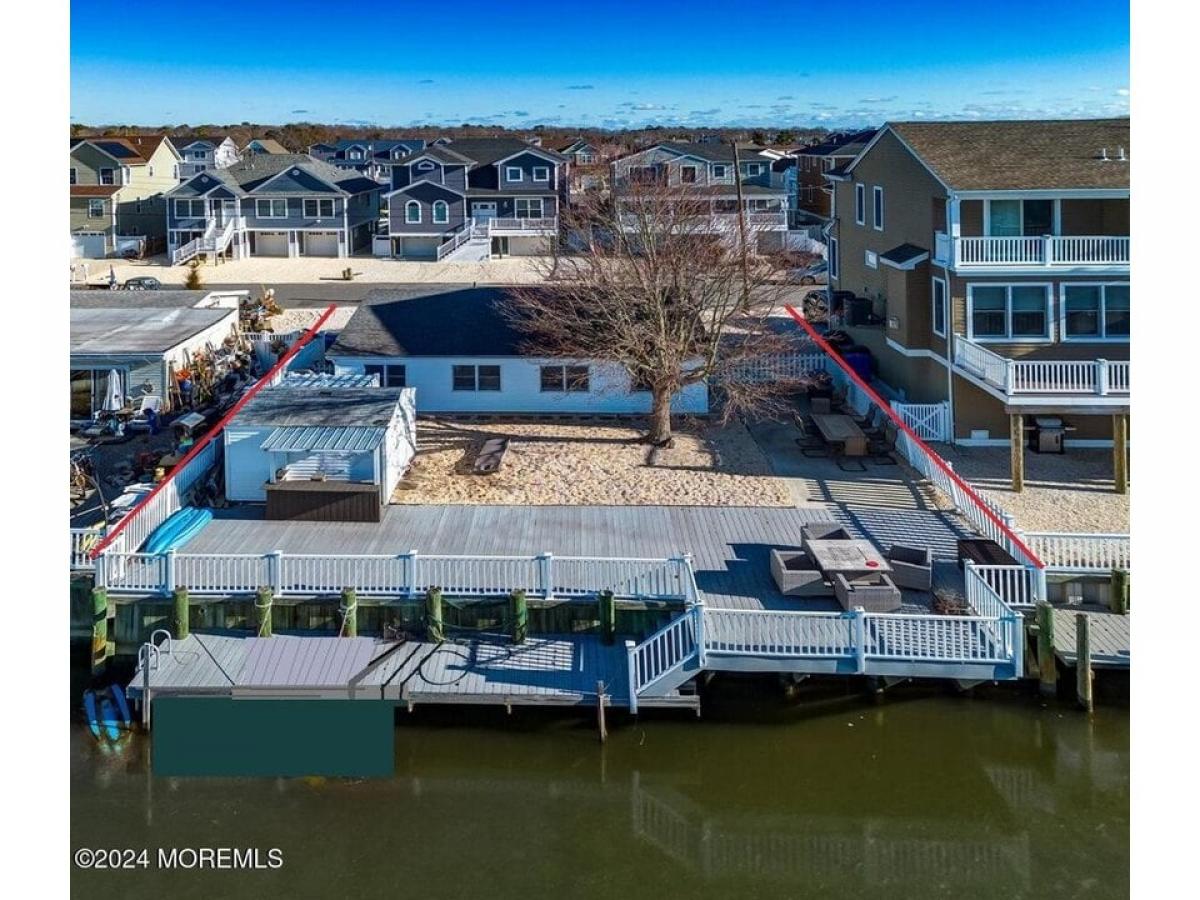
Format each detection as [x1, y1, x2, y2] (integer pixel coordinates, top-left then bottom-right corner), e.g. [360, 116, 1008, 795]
[172, 217, 243, 265]
[437, 221, 492, 262]
[627, 607, 704, 707]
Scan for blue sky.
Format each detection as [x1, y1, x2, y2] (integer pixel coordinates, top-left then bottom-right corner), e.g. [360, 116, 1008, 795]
[70, 0, 1130, 128]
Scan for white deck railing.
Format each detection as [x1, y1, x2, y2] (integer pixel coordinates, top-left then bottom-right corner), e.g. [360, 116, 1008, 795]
[435, 227, 473, 260]
[1022, 533, 1130, 573]
[953, 336, 1129, 397]
[944, 234, 1129, 268]
[72, 528, 109, 570]
[486, 217, 558, 233]
[701, 608, 853, 658]
[627, 606, 701, 710]
[723, 352, 826, 384]
[97, 550, 696, 601]
[968, 563, 1038, 608]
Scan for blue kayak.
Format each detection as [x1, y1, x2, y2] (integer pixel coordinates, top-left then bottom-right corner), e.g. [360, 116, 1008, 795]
[144, 506, 212, 554]
[83, 691, 101, 740]
[110, 684, 132, 729]
[99, 697, 121, 742]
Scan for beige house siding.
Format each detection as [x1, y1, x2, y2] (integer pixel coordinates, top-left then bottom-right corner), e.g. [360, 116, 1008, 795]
[612, 146, 737, 189]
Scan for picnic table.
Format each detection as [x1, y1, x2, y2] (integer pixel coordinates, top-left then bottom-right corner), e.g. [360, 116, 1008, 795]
[810, 414, 868, 457]
[806, 539, 892, 576]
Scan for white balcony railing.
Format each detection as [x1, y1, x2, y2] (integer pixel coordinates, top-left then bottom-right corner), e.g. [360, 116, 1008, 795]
[485, 217, 558, 234]
[935, 233, 1129, 269]
[953, 336, 1129, 398]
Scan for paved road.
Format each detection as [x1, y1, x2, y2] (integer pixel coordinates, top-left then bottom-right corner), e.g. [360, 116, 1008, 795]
[203, 282, 449, 307]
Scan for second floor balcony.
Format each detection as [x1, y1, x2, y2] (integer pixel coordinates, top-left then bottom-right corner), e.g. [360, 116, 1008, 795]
[935, 232, 1129, 271]
[952, 335, 1129, 404]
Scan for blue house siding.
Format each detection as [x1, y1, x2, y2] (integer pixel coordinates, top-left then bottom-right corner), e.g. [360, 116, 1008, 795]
[468, 195, 558, 218]
[497, 152, 559, 190]
[389, 182, 465, 235]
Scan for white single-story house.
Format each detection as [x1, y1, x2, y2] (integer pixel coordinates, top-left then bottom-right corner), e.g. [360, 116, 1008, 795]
[223, 385, 417, 507]
[69, 296, 241, 420]
[325, 287, 710, 416]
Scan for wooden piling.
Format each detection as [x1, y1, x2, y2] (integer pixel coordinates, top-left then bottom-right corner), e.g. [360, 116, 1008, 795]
[1109, 569, 1129, 615]
[255, 587, 273, 637]
[596, 680, 608, 743]
[510, 590, 528, 644]
[1035, 602, 1056, 697]
[172, 588, 190, 640]
[1010, 414, 1025, 493]
[1112, 413, 1128, 495]
[1075, 613, 1093, 713]
[426, 587, 444, 642]
[91, 586, 109, 676]
[599, 590, 616, 645]
[340, 588, 358, 638]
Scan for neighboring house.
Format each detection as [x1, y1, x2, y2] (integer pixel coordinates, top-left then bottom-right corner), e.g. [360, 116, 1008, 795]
[69, 297, 239, 419]
[223, 385, 417, 510]
[382, 139, 569, 261]
[176, 136, 241, 179]
[164, 154, 383, 264]
[242, 138, 288, 156]
[70, 135, 181, 258]
[327, 286, 709, 415]
[309, 139, 427, 182]
[788, 130, 877, 223]
[826, 118, 1129, 464]
[609, 142, 789, 252]
[554, 138, 607, 199]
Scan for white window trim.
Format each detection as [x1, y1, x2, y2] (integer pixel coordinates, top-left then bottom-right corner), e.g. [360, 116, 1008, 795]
[432, 200, 449, 224]
[417, 160, 436, 171]
[865, 250, 878, 269]
[70, 167, 77, 185]
[1059, 282, 1130, 343]
[174, 198, 205, 218]
[99, 168, 115, 185]
[829, 237, 839, 279]
[982, 197, 1062, 237]
[532, 166, 550, 183]
[854, 184, 865, 226]
[505, 166, 524, 182]
[873, 186, 884, 231]
[679, 164, 698, 184]
[712, 163, 728, 178]
[256, 198, 288, 219]
[405, 200, 422, 224]
[303, 198, 335, 218]
[87, 199, 104, 218]
[515, 197, 544, 218]
[965, 283, 1054, 343]
[932, 276, 948, 338]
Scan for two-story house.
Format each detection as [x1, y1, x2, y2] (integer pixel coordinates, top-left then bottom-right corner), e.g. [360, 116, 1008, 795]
[826, 118, 1129, 490]
[164, 154, 383, 263]
[309, 139, 427, 182]
[554, 138, 607, 199]
[242, 138, 289, 157]
[609, 142, 789, 252]
[785, 130, 876, 224]
[382, 138, 569, 261]
[70, 135, 181, 258]
[176, 136, 241, 180]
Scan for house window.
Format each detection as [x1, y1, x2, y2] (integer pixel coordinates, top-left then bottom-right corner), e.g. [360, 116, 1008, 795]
[532, 166, 550, 182]
[99, 168, 115, 185]
[932, 277, 947, 338]
[1062, 284, 1130, 340]
[432, 200, 449, 224]
[193, 150, 207, 160]
[854, 184, 865, 225]
[505, 166, 524, 182]
[256, 198, 288, 218]
[679, 165, 698, 184]
[865, 250, 877, 269]
[349, 149, 363, 160]
[515, 198, 543, 219]
[968, 284, 1052, 341]
[828, 237, 839, 279]
[70, 168, 77, 185]
[712, 164, 727, 178]
[303, 198, 335, 218]
[174, 198, 206, 218]
[987, 199, 1055, 236]
[873, 186, 884, 231]
[364, 364, 406, 387]
[740, 162, 764, 177]
[453, 365, 501, 391]
[88, 199, 104, 218]
[405, 201, 421, 224]
[417, 160, 436, 171]
[540, 365, 590, 392]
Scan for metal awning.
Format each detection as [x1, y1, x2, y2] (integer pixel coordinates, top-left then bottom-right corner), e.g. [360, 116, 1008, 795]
[260, 425, 386, 454]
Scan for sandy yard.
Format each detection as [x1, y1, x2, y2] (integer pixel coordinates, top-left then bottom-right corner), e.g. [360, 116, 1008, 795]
[936, 445, 1129, 533]
[267, 306, 358, 333]
[394, 418, 792, 506]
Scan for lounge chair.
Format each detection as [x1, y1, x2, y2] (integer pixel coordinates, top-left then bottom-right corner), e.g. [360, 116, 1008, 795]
[886, 544, 933, 590]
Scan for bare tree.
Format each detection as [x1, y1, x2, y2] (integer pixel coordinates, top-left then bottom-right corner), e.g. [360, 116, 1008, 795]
[505, 178, 801, 445]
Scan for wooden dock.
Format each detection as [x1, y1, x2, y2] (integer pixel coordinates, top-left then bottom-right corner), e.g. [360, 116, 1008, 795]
[1050, 607, 1130, 669]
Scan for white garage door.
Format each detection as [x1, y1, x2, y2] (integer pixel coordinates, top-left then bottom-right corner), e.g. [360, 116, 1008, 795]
[305, 232, 340, 257]
[401, 237, 440, 260]
[254, 231, 290, 257]
[72, 233, 107, 259]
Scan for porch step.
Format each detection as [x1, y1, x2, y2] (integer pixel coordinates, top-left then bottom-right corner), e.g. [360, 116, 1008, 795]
[439, 236, 491, 262]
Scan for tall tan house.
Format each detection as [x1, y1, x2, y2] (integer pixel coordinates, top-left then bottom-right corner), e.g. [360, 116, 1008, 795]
[826, 119, 1129, 490]
[70, 135, 181, 258]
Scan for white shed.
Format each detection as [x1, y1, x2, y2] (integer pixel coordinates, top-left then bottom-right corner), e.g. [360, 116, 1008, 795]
[223, 386, 416, 505]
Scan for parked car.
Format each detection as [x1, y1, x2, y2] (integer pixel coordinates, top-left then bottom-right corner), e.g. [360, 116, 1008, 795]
[123, 277, 161, 291]
[788, 261, 828, 286]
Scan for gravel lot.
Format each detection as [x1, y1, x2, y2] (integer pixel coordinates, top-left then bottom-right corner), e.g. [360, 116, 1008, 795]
[394, 418, 793, 506]
[936, 445, 1129, 533]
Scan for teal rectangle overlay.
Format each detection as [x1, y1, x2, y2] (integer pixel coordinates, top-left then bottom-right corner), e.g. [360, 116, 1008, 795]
[152, 698, 395, 777]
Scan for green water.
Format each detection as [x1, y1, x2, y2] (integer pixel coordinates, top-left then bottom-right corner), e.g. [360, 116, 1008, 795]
[71, 678, 1128, 900]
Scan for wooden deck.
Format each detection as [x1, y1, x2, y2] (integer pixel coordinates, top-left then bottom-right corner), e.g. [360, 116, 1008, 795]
[1051, 607, 1131, 669]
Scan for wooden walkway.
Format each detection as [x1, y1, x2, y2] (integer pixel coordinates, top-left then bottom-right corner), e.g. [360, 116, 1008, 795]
[1051, 607, 1131, 669]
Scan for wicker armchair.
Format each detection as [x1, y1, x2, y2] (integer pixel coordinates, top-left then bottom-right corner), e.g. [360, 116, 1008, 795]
[886, 544, 933, 590]
[833, 572, 902, 613]
[770, 549, 832, 597]
[801, 522, 853, 551]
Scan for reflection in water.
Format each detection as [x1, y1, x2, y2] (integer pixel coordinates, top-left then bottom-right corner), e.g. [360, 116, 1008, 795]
[71, 680, 1128, 900]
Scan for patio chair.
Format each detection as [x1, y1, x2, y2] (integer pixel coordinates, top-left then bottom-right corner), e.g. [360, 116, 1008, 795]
[833, 572, 902, 613]
[801, 522, 853, 550]
[835, 454, 868, 472]
[769, 549, 833, 597]
[886, 544, 933, 590]
[793, 414, 827, 453]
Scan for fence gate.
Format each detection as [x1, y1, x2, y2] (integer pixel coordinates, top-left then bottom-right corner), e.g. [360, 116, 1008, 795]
[891, 401, 951, 442]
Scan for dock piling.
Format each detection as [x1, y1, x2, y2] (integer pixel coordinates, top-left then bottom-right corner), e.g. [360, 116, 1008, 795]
[1109, 569, 1129, 615]
[91, 586, 109, 676]
[255, 587, 273, 637]
[596, 681, 608, 743]
[172, 588, 190, 640]
[1035, 602, 1056, 697]
[426, 587, 444, 642]
[599, 590, 615, 645]
[340, 588, 358, 638]
[1076, 613, 1094, 713]
[510, 590, 528, 644]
